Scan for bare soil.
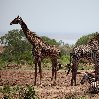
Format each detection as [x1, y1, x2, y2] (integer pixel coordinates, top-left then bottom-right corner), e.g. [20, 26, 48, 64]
[0, 70, 99, 99]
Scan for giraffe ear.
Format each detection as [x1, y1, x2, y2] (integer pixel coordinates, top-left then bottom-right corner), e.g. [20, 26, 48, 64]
[17, 15, 19, 18]
[19, 17, 22, 20]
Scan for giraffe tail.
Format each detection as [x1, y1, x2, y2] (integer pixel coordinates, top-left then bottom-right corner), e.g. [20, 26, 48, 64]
[66, 63, 71, 76]
[59, 51, 61, 57]
[66, 53, 72, 76]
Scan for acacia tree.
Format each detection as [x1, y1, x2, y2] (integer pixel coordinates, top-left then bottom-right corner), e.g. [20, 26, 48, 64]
[0, 29, 32, 63]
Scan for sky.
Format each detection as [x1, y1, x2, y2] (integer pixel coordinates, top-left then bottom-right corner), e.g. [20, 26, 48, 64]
[0, 0, 99, 44]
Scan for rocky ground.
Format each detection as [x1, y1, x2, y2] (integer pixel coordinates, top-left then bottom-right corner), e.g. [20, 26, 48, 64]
[0, 70, 99, 99]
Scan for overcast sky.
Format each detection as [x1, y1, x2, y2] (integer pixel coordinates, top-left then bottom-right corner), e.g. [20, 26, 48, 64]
[0, 0, 99, 44]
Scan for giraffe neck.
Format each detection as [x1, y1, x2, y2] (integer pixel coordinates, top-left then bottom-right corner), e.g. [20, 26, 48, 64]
[19, 19, 38, 46]
[19, 20, 29, 33]
[19, 19, 60, 58]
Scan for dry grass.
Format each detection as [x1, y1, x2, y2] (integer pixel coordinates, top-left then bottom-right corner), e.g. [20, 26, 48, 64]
[0, 70, 99, 99]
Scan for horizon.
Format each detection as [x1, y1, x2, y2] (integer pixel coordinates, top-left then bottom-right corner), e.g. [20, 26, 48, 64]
[0, 30, 97, 45]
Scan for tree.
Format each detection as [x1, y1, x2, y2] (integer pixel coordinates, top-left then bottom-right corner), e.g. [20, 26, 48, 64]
[75, 32, 99, 46]
[0, 29, 32, 63]
[41, 36, 60, 46]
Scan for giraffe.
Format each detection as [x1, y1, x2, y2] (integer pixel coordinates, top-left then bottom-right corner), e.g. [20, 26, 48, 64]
[10, 16, 61, 85]
[67, 35, 99, 86]
[80, 72, 95, 85]
[80, 72, 99, 94]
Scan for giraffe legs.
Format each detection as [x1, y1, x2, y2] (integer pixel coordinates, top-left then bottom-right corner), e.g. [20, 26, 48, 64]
[51, 65, 54, 81]
[51, 58, 57, 84]
[38, 58, 42, 85]
[94, 63, 99, 81]
[34, 57, 42, 85]
[71, 60, 78, 86]
[54, 59, 57, 81]
[71, 70, 77, 86]
[34, 55, 58, 85]
[34, 62, 37, 85]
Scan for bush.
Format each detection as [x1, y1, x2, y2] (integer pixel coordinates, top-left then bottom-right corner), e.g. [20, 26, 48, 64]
[60, 55, 70, 65]
[0, 85, 37, 99]
[78, 63, 94, 70]
[19, 85, 37, 99]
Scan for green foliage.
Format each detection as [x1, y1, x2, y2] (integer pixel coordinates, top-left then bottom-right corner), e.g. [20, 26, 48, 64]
[78, 63, 94, 70]
[0, 29, 32, 63]
[0, 85, 11, 99]
[18, 85, 37, 99]
[60, 55, 70, 65]
[0, 85, 37, 99]
[23, 85, 37, 99]
[3, 85, 11, 94]
[0, 29, 61, 66]
[0, 59, 7, 70]
[75, 32, 99, 46]
[41, 36, 60, 46]
[59, 44, 74, 56]
[59, 40, 65, 45]
[79, 96, 86, 99]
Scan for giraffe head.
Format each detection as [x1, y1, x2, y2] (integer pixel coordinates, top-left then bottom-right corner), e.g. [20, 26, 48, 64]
[80, 72, 95, 84]
[10, 16, 22, 25]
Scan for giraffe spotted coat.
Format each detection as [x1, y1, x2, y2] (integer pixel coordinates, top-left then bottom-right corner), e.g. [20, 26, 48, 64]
[10, 16, 60, 85]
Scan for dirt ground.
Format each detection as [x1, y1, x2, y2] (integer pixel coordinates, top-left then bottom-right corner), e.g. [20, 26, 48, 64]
[0, 70, 99, 99]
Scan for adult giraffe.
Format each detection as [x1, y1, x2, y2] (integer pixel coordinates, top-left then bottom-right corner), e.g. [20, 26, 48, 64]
[67, 35, 99, 86]
[10, 16, 60, 85]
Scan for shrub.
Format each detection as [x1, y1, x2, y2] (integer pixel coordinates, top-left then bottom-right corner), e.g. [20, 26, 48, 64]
[19, 85, 37, 99]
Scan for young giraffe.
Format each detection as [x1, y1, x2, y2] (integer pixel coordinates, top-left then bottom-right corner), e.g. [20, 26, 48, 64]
[67, 36, 99, 86]
[10, 16, 60, 85]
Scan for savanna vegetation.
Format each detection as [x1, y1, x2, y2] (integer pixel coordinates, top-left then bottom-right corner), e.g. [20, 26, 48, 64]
[0, 30, 98, 70]
[0, 30, 99, 98]
[0, 29, 74, 70]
